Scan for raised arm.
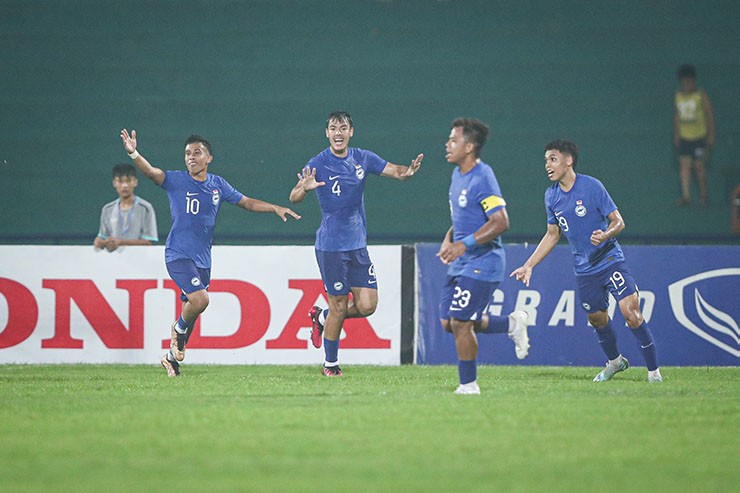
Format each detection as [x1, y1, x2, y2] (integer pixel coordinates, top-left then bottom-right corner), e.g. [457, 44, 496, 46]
[289, 166, 325, 203]
[120, 129, 165, 186]
[237, 196, 301, 222]
[510, 223, 561, 287]
[380, 153, 423, 181]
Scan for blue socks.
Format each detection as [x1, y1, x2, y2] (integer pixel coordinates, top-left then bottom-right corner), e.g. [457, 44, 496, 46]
[594, 321, 620, 361]
[481, 315, 509, 334]
[458, 359, 477, 385]
[596, 319, 659, 371]
[174, 315, 189, 334]
[324, 338, 339, 365]
[630, 322, 658, 371]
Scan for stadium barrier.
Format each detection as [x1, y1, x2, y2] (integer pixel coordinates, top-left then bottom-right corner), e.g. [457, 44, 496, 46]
[0, 246, 403, 364]
[2, 245, 737, 366]
[416, 244, 740, 366]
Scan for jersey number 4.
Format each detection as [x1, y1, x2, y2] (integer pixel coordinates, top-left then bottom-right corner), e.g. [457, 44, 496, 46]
[331, 180, 341, 196]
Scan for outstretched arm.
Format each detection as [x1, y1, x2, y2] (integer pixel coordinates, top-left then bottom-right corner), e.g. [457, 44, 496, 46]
[238, 196, 301, 222]
[510, 223, 561, 287]
[290, 166, 325, 203]
[120, 129, 165, 186]
[381, 153, 423, 181]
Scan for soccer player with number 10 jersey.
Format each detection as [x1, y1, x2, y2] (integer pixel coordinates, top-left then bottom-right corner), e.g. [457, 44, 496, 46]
[120, 129, 300, 377]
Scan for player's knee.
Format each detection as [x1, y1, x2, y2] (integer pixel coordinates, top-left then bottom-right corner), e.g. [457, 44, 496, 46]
[450, 318, 472, 335]
[189, 292, 209, 313]
[588, 312, 608, 329]
[624, 311, 644, 329]
[356, 301, 377, 317]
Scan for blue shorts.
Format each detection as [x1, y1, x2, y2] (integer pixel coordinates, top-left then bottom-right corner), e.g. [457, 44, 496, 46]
[575, 261, 638, 313]
[166, 258, 211, 302]
[678, 138, 707, 159]
[315, 248, 377, 296]
[439, 275, 499, 322]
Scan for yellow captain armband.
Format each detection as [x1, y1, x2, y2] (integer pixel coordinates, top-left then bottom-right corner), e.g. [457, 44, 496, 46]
[481, 195, 506, 212]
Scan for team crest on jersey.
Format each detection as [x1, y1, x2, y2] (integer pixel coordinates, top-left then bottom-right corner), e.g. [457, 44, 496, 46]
[575, 199, 587, 217]
[458, 189, 468, 208]
[212, 189, 220, 205]
[354, 164, 365, 179]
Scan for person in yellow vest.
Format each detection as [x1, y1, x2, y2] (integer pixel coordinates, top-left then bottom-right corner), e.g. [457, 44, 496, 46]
[674, 64, 715, 206]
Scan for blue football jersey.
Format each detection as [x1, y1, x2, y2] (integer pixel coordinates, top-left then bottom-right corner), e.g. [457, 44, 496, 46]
[161, 170, 244, 268]
[307, 147, 387, 252]
[545, 173, 625, 275]
[448, 161, 506, 282]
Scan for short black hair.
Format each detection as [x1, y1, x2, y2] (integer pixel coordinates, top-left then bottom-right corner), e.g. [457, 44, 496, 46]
[112, 163, 137, 179]
[451, 117, 490, 158]
[185, 134, 213, 156]
[545, 139, 579, 169]
[677, 64, 697, 80]
[326, 111, 353, 129]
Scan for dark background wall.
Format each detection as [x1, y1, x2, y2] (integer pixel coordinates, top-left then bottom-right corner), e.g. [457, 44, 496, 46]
[2, 0, 739, 245]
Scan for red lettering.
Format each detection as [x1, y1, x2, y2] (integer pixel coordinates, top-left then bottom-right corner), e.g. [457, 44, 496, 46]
[0, 278, 39, 348]
[266, 279, 391, 349]
[41, 279, 157, 349]
[161, 280, 270, 349]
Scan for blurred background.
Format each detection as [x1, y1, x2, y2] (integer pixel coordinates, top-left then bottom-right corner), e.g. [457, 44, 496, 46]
[2, 0, 739, 245]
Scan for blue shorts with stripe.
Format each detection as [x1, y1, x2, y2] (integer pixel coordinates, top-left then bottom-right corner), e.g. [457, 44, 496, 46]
[315, 247, 377, 296]
[575, 261, 638, 313]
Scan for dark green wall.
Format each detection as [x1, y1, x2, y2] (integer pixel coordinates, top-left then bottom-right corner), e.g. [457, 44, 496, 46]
[3, 0, 739, 244]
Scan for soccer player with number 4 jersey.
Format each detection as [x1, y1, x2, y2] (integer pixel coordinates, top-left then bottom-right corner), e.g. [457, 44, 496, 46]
[120, 129, 300, 377]
[289, 111, 423, 377]
[510, 140, 662, 383]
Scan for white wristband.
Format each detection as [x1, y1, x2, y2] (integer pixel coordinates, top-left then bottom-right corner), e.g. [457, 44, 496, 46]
[128, 150, 140, 160]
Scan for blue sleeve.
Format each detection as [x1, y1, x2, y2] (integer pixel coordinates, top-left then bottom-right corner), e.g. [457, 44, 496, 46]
[545, 188, 557, 225]
[161, 170, 176, 190]
[359, 149, 388, 175]
[475, 167, 505, 217]
[595, 179, 618, 217]
[218, 176, 244, 204]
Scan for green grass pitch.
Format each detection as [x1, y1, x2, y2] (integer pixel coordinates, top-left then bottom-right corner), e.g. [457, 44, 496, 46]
[1, 364, 738, 492]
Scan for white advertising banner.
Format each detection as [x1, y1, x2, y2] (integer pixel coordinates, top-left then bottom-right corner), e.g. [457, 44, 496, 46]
[0, 245, 402, 365]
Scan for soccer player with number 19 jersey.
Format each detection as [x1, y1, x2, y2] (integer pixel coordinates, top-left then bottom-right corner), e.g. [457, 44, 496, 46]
[120, 129, 300, 377]
[510, 140, 662, 383]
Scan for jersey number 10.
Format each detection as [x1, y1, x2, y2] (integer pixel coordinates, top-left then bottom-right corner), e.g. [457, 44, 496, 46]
[186, 196, 200, 215]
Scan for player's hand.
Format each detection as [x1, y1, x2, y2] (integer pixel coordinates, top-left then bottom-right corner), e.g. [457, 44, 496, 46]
[299, 166, 325, 191]
[590, 229, 607, 246]
[275, 206, 301, 222]
[401, 153, 424, 177]
[510, 265, 532, 287]
[436, 241, 465, 265]
[121, 129, 137, 154]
